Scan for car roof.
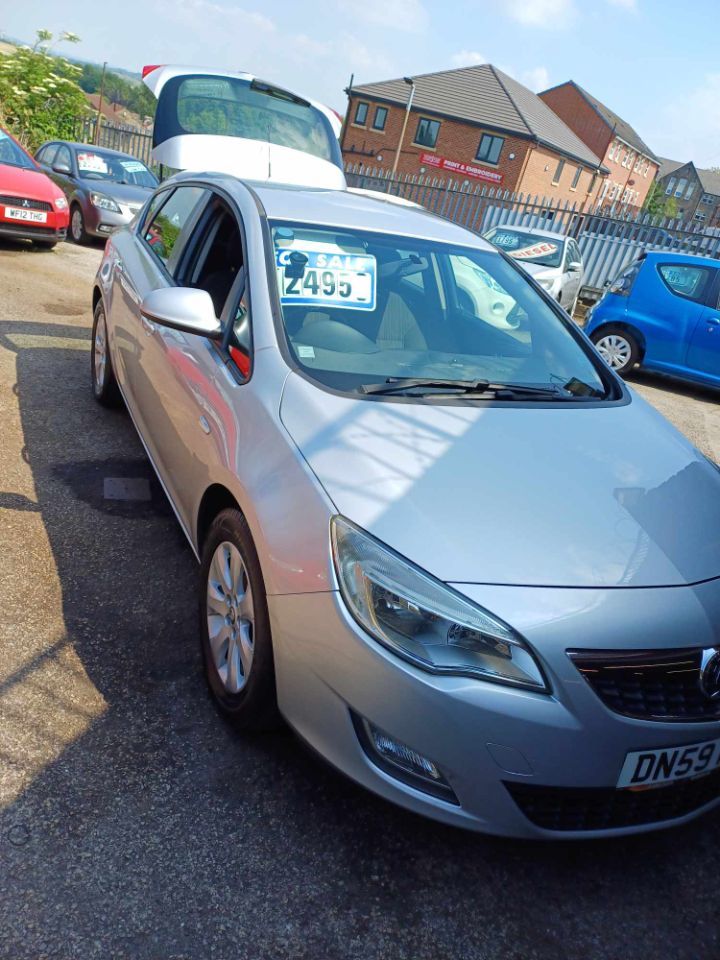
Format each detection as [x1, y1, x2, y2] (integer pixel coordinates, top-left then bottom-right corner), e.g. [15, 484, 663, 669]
[245, 180, 498, 248]
[43, 140, 147, 162]
[489, 224, 568, 241]
[643, 250, 720, 268]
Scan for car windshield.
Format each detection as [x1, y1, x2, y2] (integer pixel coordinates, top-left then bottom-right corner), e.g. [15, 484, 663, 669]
[74, 149, 157, 187]
[486, 228, 565, 268]
[269, 221, 610, 400]
[174, 76, 337, 163]
[0, 130, 36, 170]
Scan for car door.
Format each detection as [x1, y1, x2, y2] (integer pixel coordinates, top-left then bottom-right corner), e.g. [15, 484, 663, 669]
[562, 239, 582, 308]
[133, 189, 250, 528]
[645, 262, 717, 374]
[110, 184, 210, 471]
[686, 277, 720, 382]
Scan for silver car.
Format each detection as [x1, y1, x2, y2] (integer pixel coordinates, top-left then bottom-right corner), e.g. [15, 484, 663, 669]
[91, 169, 720, 839]
[484, 225, 584, 314]
[35, 141, 158, 243]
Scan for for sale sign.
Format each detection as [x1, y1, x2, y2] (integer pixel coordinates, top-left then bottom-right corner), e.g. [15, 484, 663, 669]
[420, 153, 504, 184]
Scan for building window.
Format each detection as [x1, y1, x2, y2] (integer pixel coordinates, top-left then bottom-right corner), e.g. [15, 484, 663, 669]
[674, 177, 687, 198]
[552, 159, 565, 185]
[571, 166, 582, 190]
[475, 134, 504, 165]
[665, 176, 676, 196]
[588, 173, 597, 194]
[608, 142, 617, 160]
[695, 211, 707, 222]
[684, 182, 695, 200]
[413, 117, 440, 148]
[372, 106, 388, 131]
[700, 193, 718, 205]
[354, 102, 369, 126]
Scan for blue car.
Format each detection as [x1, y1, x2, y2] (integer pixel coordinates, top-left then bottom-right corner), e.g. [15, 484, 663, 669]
[586, 251, 720, 388]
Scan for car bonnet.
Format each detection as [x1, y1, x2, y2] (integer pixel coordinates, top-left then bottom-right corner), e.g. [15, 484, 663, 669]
[279, 372, 720, 589]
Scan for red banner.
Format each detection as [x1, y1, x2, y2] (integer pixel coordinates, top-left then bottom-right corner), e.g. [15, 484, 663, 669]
[420, 152, 503, 184]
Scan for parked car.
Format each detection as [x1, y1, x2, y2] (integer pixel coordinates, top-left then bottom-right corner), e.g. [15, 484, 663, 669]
[90, 68, 720, 840]
[0, 128, 69, 248]
[35, 141, 158, 244]
[484, 225, 583, 314]
[586, 252, 720, 387]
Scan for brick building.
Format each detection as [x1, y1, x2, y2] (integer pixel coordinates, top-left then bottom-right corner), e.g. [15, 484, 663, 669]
[656, 160, 720, 227]
[343, 65, 607, 205]
[538, 81, 658, 209]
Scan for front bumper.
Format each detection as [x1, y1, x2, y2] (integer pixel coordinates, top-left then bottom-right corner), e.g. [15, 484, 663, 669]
[0, 213, 68, 243]
[83, 201, 142, 237]
[268, 577, 720, 838]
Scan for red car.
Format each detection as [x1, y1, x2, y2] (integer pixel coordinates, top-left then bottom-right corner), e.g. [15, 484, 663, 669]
[0, 127, 69, 248]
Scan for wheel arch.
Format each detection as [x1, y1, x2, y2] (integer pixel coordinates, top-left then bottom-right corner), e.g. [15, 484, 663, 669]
[92, 285, 103, 313]
[196, 484, 243, 552]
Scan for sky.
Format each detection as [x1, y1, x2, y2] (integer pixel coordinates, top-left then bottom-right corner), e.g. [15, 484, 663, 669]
[2, 0, 720, 166]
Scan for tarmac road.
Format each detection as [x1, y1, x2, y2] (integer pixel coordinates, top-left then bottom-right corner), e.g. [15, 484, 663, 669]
[0, 238, 719, 960]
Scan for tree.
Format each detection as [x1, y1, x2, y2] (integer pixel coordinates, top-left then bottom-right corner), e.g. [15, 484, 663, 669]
[0, 29, 89, 149]
[643, 180, 678, 220]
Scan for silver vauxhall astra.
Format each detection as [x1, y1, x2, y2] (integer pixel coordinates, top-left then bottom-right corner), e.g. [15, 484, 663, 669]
[90, 71, 720, 839]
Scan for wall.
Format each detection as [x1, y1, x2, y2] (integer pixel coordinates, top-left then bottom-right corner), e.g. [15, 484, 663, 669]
[343, 94, 605, 205]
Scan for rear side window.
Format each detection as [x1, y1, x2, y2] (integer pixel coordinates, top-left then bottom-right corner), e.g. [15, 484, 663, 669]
[657, 263, 713, 303]
[143, 185, 208, 274]
[38, 143, 58, 165]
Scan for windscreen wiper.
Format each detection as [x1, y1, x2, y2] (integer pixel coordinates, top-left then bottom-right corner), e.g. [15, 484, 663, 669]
[359, 377, 565, 398]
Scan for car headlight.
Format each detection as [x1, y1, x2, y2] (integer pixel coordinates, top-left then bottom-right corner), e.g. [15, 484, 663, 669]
[54, 197, 68, 210]
[90, 192, 121, 213]
[537, 278, 555, 291]
[331, 516, 548, 691]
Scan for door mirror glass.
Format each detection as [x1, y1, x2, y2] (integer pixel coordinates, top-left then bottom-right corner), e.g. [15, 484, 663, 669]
[140, 287, 222, 338]
[568, 261, 582, 272]
[52, 161, 72, 175]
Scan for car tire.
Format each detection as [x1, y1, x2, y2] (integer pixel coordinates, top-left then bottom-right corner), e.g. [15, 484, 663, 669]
[590, 326, 640, 376]
[91, 300, 120, 406]
[199, 508, 280, 731]
[31, 239, 57, 250]
[70, 203, 89, 244]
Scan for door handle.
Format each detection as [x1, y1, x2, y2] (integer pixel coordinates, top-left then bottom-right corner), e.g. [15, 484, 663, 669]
[141, 315, 155, 336]
[707, 316, 720, 326]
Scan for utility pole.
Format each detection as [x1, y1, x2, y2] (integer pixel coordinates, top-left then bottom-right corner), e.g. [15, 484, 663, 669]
[391, 77, 415, 176]
[95, 61, 107, 145]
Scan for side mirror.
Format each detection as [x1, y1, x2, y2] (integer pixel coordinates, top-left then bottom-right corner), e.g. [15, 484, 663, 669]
[140, 287, 222, 339]
[52, 161, 72, 175]
[568, 261, 582, 273]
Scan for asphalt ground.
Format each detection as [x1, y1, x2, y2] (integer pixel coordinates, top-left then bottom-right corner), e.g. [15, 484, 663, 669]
[0, 238, 719, 960]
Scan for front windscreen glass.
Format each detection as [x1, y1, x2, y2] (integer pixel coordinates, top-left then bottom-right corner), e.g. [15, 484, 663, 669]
[175, 77, 338, 163]
[269, 221, 610, 400]
[0, 130, 36, 170]
[486, 228, 564, 268]
[74, 149, 158, 187]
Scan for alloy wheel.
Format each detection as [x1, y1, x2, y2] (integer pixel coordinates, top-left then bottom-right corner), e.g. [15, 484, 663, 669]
[71, 208, 83, 242]
[206, 541, 255, 694]
[595, 333, 632, 370]
[94, 310, 107, 391]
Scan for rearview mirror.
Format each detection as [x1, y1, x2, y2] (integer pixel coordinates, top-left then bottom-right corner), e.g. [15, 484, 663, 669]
[52, 161, 72, 175]
[568, 261, 582, 273]
[140, 287, 222, 339]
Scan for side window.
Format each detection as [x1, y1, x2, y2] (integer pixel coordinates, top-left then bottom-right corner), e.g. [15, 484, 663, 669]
[140, 189, 171, 234]
[55, 145, 72, 171]
[568, 240, 581, 265]
[38, 144, 58, 166]
[657, 264, 713, 303]
[183, 200, 244, 318]
[143, 186, 208, 274]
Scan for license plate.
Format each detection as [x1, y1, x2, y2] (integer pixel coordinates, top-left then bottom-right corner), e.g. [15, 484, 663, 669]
[5, 206, 47, 223]
[617, 736, 720, 789]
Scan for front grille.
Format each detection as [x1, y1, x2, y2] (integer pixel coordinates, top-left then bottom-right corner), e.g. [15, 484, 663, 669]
[506, 769, 720, 831]
[0, 194, 53, 212]
[568, 648, 720, 722]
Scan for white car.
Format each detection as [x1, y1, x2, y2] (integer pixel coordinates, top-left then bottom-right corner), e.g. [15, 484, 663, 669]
[484, 226, 584, 314]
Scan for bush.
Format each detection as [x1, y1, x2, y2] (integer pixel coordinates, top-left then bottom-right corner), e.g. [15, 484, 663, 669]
[0, 30, 89, 150]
